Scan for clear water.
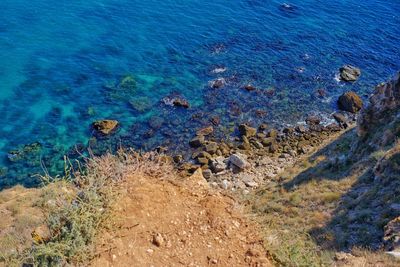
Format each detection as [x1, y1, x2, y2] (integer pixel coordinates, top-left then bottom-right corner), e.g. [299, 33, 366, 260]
[1, 0, 399, 188]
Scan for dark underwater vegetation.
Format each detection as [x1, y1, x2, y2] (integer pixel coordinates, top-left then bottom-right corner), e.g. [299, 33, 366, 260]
[0, 0, 399, 188]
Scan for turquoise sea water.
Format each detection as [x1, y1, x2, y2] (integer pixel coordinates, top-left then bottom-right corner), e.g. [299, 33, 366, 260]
[1, 0, 399, 188]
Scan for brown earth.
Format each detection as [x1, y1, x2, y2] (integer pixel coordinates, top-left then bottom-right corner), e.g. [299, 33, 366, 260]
[91, 169, 272, 267]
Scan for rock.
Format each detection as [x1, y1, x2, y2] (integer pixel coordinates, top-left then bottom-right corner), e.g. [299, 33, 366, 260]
[210, 156, 227, 173]
[295, 125, 307, 133]
[358, 72, 400, 137]
[333, 112, 347, 126]
[283, 127, 294, 134]
[172, 97, 190, 108]
[209, 78, 226, 89]
[209, 116, 220, 126]
[196, 126, 214, 136]
[338, 91, 363, 113]
[241, 175, 258, 188]
[339, 65, 361, 82]
[162, 95, 190, 108]
[229, 153, 250, 170]
[384, 216, 400, 252]
[243, 84, 257, 91]
[205, 142, 218, 154]
[202, 169, 212, 180]
[189, 136, 205, 148]
[92, 120, 119, 135]
[129, 97, 152, 113]
[315, 88, 327, 98]
[118, 75, 137, 91]
[152, 233, 164, 247]
[258, 123, 268, 131]
[266, 129, 278, 138]
[239, 124, 257, 138]
[305, 116, 321, 125]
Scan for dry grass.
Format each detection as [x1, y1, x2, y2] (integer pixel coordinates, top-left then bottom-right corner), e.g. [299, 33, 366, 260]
[248, 129, 400, 266]
[1, 150, 174, 267]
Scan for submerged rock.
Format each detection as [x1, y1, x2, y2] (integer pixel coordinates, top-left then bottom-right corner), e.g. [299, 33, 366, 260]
[118, 75, 137, 91]
[92, 120, 119, 135]
[338, 91, 363, 113]
[339, 65, 361, 82]
[209, 78, 226, 89]
[243, 84, 257, 91]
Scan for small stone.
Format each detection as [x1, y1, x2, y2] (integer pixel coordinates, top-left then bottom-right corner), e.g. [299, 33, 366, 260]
[295, 125, 307, 133]
[305, 116, 321, 125]
[229, 153, 250, 170]
[205, 142, 218, 154]
[189, 136, 205, 148]
[243, 84, 257, 91]
[197, 126, 213, 136]
[239, 124, 257, 138]
[202, 169, 212, 179]
[153, 233, 164, 247]
[210, 156, 227, 173]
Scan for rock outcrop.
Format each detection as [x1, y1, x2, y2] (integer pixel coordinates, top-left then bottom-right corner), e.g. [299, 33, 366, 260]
[358, 72, 400, 137]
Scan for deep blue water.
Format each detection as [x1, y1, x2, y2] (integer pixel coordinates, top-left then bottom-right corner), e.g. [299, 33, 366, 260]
[0, 0, 399, 188]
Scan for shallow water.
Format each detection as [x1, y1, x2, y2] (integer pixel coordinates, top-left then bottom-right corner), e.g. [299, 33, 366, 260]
[1, 0, 400, 188]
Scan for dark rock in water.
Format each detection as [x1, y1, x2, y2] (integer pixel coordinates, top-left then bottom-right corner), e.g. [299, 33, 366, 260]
[209, 78, 226, 89]
[315, 88, 327, 98]
[209, 116, 220, 126]
[255, 109, 267, 118]
[172, 98, 190, 108]
[339, 65, 361, 82]
[239, 124, 257, 138]
[338, 91, 363, 113]
[306, 116, 321, 126]
[189, 135, 205, 148]
[243, 84, 257, 91]
[162, 95, 190, 108]
[92, 120, 119, 135]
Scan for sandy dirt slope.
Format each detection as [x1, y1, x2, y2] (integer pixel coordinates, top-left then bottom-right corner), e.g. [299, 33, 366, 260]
[91, 169, 272, 267]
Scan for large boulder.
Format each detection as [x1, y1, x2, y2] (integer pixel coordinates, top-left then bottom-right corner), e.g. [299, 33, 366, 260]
[92, 120, 119, 135]
[338, 91, 363, 113]
[339, 65, 361, 82]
